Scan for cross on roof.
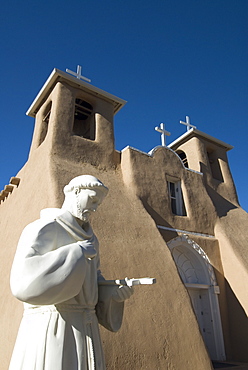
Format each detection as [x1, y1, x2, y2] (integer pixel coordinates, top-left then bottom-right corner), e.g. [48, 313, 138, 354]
[66, 65, 91, 83]
[180, 116, 196, 131]
[155, 123, 171, 147]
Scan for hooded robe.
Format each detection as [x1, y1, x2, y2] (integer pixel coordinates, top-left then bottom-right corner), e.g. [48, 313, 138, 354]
[9, 209, 124, 370]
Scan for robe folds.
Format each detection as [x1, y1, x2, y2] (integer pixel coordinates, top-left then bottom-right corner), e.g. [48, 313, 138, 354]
[9, 209, 124, 370]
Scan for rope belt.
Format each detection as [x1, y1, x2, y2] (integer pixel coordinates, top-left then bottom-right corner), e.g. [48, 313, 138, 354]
[24, 304, 95, 315]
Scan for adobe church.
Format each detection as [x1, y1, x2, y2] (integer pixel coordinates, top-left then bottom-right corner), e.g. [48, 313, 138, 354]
[0, 67, 248, 370]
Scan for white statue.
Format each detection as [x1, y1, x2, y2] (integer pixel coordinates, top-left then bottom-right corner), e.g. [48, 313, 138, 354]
[9, 175, 134, 370]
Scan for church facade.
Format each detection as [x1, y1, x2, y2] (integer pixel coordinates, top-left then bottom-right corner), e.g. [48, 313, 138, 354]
[0, 68, 247, 369]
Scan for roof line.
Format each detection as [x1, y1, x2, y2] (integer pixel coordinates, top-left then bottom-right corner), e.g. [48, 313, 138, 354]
[168, 128, 233, 151]
[26, 68, 127, 117]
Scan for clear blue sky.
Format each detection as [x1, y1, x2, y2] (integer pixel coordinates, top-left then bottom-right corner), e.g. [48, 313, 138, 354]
[0, 1, 247, 211]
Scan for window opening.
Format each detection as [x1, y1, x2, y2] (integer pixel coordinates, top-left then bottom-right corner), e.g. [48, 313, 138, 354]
[43, 110, 51, 124]
[73, 98, 95, 140]
[39, 101, 52, 146]
[176, 150, 188, 168]
[207, 149, 223, 182]
[168, 180, 187, 216]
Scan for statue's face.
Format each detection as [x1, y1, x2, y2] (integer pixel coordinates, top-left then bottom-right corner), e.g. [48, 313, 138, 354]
[75, 188, 105, 222]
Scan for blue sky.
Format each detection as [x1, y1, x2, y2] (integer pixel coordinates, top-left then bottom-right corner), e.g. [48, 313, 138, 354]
[0, 1, 247, 211]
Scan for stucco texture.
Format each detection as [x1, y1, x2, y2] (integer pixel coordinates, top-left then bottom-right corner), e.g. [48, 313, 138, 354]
[3, 76, 247, 368]
[0, 150, 212, 369]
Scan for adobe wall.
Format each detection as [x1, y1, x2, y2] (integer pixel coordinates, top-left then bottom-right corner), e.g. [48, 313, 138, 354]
[29, 82, 117, 169]
[2, 71, 246, 366]
[0, 148, 212, 369]
[215, 207, 248, 362]
[121, 145, 217, 235]
[0, 147, 57, 370]
[171, 135, 248, 361]
[171, 136, 239, 205]
[120, 142, 248, 362]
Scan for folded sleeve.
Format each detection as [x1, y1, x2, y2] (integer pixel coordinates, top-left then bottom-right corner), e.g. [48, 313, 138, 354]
[10, 220, 87, 305]
[96, 284, 124, 332]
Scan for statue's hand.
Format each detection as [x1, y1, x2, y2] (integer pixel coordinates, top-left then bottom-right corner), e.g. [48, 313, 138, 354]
[112, 285, 134, 303]
[77, 240, 97, 259]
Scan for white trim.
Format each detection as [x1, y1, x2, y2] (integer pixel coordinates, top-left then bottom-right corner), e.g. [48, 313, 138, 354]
[122, 145, 203, 175]
[168, 128, 233, 151]
[121, 145, 149, 156]
[185, 283, 220, 293]
[157, 225, 215, 239]
[149, 146, 203, 174]
[184, 167, 203, 175]
[185, 283, 210, 290]
[26, 68, 126, 117]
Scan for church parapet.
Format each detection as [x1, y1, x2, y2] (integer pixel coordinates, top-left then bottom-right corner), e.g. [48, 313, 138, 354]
[121, 145, 216, 236]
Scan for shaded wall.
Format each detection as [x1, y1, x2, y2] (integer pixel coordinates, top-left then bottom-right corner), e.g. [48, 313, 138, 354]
[0, 142, 212, 369]
[121, 143, 248, 362]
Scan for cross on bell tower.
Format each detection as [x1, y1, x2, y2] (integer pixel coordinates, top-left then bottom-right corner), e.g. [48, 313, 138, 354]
[66, 65, 91, 83]
[180, 116, 196, 131]
[155, 123, 171, 147]
[26, 67, 126, 168]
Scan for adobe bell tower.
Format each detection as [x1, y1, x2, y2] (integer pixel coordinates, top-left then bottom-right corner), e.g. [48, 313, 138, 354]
[27, 66, 126, 169]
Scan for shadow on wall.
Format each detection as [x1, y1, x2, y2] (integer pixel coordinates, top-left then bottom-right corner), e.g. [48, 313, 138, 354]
[227, 277, 248, 362]
[199, 162, 238, 218]
[139, 197, 178, 236]
[140, 187, 247, 363]
[205, 185, 237, 218]
[220, 273, 248, 362]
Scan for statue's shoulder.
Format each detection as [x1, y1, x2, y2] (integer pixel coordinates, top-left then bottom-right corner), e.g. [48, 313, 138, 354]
[22, 209, 64, 238]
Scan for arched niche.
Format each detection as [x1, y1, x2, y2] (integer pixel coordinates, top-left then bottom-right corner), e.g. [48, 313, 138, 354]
[167, 235, 226, 361]
[176, 150, 188, 168]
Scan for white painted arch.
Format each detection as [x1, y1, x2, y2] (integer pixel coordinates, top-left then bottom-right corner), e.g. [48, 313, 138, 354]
[167, 235, 226, 361]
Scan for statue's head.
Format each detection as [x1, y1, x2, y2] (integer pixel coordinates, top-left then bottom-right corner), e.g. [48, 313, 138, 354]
[62, 175, 108, 222]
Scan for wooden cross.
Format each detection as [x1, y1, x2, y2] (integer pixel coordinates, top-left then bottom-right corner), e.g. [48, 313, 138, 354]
[66, 65, 91, 83]
[155, 123, 171, 147]
[180, 116, 196, 131]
